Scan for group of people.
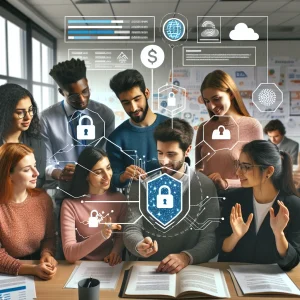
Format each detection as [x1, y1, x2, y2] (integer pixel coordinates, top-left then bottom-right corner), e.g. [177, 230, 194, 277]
[0, 58, 300, 282]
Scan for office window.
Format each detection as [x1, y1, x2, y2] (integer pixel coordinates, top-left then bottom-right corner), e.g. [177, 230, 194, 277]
[7, 20, 26, 79]
[0, 3, 57, 110]
[0, 16, 7, 76]
[0, 79, 7, 86]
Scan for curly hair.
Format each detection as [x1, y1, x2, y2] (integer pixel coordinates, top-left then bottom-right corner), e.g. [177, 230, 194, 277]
[49, 58, 87, 88]
[0, 83, 41, 140]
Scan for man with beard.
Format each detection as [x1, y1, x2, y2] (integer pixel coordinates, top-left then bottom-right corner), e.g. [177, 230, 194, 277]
[123, 118, 220, 273]
[108, 69, 168, 188]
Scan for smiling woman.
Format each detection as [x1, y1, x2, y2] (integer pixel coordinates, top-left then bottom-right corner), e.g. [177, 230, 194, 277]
[0, 143, 57, 279]
[195, 70, 263, 191]
[0, 83, 46, 187]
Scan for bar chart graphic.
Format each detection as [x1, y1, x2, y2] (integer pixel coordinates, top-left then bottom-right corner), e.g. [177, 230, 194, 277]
[65, 16, 155, 43]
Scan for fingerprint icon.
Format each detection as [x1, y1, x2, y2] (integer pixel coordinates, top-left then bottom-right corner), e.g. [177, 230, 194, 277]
[258, 89, 276, 107]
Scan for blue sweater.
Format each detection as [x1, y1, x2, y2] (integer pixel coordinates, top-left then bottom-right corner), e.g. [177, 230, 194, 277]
[107, 114, 169, 187]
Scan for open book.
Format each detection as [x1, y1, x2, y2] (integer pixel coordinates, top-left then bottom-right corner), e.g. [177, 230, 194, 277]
[120, 265, 230, 299]
[229, 264, 300, 296]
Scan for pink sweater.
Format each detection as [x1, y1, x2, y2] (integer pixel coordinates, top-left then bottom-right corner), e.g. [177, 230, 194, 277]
[0, 191, 56, 275]
[61, 191, 127, 263]
[195, 116, 263, 188]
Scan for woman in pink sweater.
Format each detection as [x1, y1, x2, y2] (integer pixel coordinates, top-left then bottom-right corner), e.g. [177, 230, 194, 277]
[61, 147, 125, 265]
[195, 70, 263, 190]
[0, 143, 57, 279]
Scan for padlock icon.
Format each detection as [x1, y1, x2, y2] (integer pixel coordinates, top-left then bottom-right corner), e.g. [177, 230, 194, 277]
[212, 125, 231, 140]
[77, 115, 95, 140]
[88, 210, 99, 227]
[157, 185, 174, 209]
[167, 92, 176, 106]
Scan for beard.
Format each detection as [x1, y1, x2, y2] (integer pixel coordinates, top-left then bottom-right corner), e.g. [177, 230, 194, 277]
[160, 159, 185, 177]
[129, 97, 149, 123]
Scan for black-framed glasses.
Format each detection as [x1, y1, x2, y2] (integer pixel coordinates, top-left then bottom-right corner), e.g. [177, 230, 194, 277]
[67, 88, 91, 103]
[15, 107, 37, 119]
[234, 160, 268, 174]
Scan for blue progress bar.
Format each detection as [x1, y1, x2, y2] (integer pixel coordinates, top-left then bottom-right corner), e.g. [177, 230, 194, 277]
[0, 286, 26, 293]
[68, 20, 114, 24]
[68, 30, 114, 34]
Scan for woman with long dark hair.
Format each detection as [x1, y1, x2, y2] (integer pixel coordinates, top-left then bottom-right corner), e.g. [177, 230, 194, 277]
[218, 140, 300, 271]
[195, 70, 263, 190]
[0, 83, 45, 187]
[61, 147, 126, 265]
[0, 143, 57, 279]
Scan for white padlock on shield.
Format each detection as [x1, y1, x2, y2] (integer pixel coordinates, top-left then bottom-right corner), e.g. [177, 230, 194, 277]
[157, 185, 174, 209]
[88, 210, 99, 227]
[212, 125, 231, 140]
[77, 115, 95, 140]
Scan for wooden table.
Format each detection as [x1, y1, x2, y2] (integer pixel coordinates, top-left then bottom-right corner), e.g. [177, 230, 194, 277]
[25, 261, 300, 299]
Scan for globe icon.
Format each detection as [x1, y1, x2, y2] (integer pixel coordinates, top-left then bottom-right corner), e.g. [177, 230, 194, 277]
[163, 18, 185, 42]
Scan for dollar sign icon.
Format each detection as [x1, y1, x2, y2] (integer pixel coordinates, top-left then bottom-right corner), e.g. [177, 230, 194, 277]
[141, 45, 164, 69]
[148, 49, 158, 65]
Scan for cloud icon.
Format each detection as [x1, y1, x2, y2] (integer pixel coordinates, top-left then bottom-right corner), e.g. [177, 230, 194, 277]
[229, 23, 259, 40]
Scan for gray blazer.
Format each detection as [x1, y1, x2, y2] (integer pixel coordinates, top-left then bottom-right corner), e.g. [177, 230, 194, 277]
[278, 137, 299, 165]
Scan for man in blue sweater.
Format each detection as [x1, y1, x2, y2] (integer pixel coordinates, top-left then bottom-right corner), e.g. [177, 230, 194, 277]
[107, 69, 168, 188]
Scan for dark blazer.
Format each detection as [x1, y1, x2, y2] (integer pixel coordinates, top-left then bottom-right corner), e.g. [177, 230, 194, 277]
[218, 188, 300, 271]
[277, 137, 299, 165]
[0, 134, 46, 188]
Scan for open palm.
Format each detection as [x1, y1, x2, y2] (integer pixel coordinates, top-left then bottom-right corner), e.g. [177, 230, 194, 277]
[270, 200, 289, 235]
[230, 203, 253, 239]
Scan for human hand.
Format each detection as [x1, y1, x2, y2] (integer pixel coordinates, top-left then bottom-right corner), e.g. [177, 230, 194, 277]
[136, 237, 158, 258]
[34, 262, 57, 280]
[270, 200, 289, 236]
[230, 203, 253, 239]
[101, 216, 122, 240]
[40, 253, 58, 267]
[208, 173, 228, 190]
[55, 164, 75, 181]
[157, 253, 190, 274]
[120, 165, 147, 183]
[104, 252, 122, 266]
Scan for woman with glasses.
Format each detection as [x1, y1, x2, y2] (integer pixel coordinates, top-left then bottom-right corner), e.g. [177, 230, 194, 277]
[61, 147, 125, 265]
[0, 143, 57, 279]
[0, 83, 45, 188]
[218, 140, 300, 271]
[195, 70, 263, 191]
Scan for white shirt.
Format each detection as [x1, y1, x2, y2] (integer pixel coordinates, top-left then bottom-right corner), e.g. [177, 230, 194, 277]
[253, 192, 279, 234]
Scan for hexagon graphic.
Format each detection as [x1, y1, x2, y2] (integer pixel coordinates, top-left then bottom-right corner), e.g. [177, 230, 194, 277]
[202, 115, 239, 151]
[67, 108, 106, 147]
[146, 173, 182, 229]
[158, 83, 186, 115]
[252, 83, 283, 112]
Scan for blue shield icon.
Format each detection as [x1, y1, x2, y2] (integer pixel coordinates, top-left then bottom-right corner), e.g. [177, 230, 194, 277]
[146, 174, 182, 228]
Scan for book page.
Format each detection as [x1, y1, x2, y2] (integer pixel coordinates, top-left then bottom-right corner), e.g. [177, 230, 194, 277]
[176, 265, 230, 298]
[125, 265, 177, 297]
[230, 264, 300, 296]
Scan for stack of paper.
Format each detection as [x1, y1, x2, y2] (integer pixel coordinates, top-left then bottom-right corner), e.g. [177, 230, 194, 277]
[0, 274, 36, 299]
[64, 261, 123, 290]
[229, 264, 300, 296]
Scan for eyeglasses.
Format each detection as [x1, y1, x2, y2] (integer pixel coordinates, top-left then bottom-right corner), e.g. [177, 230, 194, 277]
[15, 107, 37, 119]
[67, 88, 91, 103]
[234, 160, 268, 174]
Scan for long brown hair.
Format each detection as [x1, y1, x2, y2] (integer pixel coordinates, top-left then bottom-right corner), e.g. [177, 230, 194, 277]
[200, 70, 250, 118]
[0, 143, 40, 204]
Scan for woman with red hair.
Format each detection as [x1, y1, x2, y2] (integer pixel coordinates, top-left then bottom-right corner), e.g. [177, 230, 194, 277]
[0, 143, 57, 280]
